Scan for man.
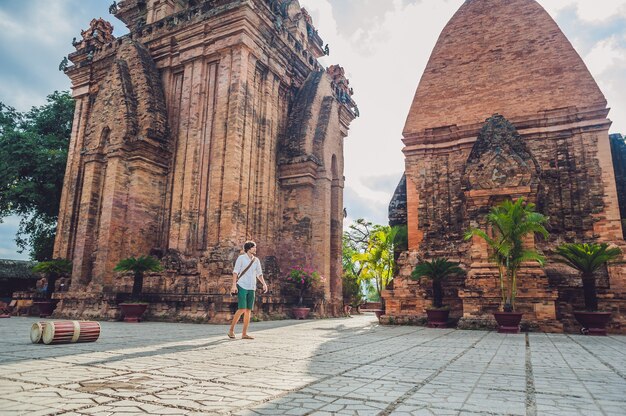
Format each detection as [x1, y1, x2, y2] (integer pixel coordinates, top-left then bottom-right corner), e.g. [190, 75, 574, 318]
[228, 241, 267, 339]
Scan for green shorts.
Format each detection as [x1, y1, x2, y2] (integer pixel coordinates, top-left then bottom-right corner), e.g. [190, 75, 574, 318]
[237, 285, 255, 310]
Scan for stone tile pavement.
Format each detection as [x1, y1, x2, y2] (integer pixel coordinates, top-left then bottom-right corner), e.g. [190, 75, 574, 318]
[0, 314, 625, 415]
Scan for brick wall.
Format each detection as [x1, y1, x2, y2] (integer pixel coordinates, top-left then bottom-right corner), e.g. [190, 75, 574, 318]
[53, 0, 356, 321]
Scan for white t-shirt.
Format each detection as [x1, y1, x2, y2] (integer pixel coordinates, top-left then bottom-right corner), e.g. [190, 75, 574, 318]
[233, 254, 263, 290]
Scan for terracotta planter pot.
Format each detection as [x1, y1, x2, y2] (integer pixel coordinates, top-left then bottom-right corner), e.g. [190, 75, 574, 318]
[426, 309, 450, 328]
[292, 307, 311, 320]
[493, 312, 523, 334]
[119, 303, 148, 322]
[574, 311, 612, 336]
[32, 300, 58, 318]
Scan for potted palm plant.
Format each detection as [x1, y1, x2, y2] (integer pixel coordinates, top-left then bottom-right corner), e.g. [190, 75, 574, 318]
[411, 258, 465, 328]
[553, 243, 621, 335]
[465, 198, 549, 333]
[114, 255, 163, 322]
[32, 259, 72, 317]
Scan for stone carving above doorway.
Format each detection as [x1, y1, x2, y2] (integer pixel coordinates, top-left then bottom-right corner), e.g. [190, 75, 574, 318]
[463, 114, 539, 193]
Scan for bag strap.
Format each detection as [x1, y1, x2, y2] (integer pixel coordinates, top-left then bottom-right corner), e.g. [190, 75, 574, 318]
[238, 256, 256, 278]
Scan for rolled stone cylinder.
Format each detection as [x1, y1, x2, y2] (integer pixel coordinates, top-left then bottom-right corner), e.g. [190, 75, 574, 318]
[30, 321, 47, 344]
[42, 321, 101, 345]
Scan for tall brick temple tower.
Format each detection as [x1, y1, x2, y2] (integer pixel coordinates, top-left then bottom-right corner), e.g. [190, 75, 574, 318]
[53, 0, 357, 320]
[385, 0, 626, 332]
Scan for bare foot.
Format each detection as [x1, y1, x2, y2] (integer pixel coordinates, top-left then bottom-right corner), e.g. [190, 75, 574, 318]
[227, 332, 235, 339]
[242, 334, 254, 340]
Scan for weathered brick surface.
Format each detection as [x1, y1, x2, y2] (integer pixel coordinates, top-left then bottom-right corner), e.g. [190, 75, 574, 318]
[385, 0, 626, 333]
[53, 0, 356, 321]
[403, 0, 606, 137]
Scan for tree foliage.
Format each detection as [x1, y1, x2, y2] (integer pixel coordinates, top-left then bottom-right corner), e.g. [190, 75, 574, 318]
[32, 258, 72, 299]
[554, 243, 622, 311]
[0, 91, 74, 260]
[464, 198, 548, 311]
[411, 258, 465, 308]
[114, 256, 164, 299]
[342, 219, 373, 303]
[351, 223, 399, 307]
[342, 219, 404, 306]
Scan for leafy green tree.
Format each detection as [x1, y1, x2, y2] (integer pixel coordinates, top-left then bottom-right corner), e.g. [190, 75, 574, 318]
[553, 243, 622, 311]
[32, 259, 72, 299]
[411, 258, 465, 308]
[344, 218, 374, 251]
[0, 91, 74, 260]
[464, 198, 548, 311]
[342, 219, 374, 305]
[352, 225, 399, 309]
[342, 233, 362, 282]
[114, 256, 164, 299]
[342, 272, 363, 308]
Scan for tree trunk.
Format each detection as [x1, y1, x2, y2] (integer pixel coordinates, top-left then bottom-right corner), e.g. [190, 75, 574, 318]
[132, 272, 143, 298]
[46, 274, 57, 300]
[504, 269, 514, 312]
[433, 279, 443, 308]
[582, 274, 598, 311]
[298, 284, 305, 306]
[376, 277, 385, 311]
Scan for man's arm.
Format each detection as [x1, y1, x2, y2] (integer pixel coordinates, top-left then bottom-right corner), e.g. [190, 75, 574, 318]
[255, 259, 267, 293]
[257, 274, 268, 293]
[230, 272, 237, 293]
[231, 272, 238, 294]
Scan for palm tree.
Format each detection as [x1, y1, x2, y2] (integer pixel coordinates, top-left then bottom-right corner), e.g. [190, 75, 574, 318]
[32, 259, 72, 299]
[464, 198, 549, 311]
[114, 256, 163, 299]
[553, 243, 621, 311]
[411, 258, 465, 308]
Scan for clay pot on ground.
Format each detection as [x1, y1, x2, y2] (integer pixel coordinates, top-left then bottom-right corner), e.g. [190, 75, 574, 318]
[119, 303, 149, 322]
[426, 308, 450, 328]
[292, 307, 311, 319]
[573, 311, 612, 336]
[493, 311, 523, 334]
[32, 300, 58, 318]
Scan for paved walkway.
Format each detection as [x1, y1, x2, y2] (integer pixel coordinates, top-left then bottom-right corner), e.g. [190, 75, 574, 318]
[0, 314, 625, 415]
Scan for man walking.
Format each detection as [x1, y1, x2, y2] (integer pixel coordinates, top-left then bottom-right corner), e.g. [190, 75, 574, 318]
[228, 241, 267, 339]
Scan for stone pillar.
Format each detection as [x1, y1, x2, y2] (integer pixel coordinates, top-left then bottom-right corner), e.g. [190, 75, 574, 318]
[54, 88, 91, 261]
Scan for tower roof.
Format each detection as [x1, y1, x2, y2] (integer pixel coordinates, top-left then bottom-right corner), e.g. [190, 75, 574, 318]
[403, 0, 607, 137]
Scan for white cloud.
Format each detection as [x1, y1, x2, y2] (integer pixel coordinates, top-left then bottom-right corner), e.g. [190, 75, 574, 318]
[0, 1, 74, 46]
[544, 0, 626, 22]
[584, 36, 626, 132]
[586, 36, 624, 74]
[0, 10, 25, 35]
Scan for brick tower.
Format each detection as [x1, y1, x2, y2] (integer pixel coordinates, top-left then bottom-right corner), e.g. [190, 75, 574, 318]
[53, 0, 357, 320]
[385, 0, 626, 332]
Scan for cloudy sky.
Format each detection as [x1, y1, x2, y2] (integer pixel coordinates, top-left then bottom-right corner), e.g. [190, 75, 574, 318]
[1, 0, 625, 260]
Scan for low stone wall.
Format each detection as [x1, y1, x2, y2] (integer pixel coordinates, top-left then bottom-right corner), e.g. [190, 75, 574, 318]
[52, 291, 335, 323]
